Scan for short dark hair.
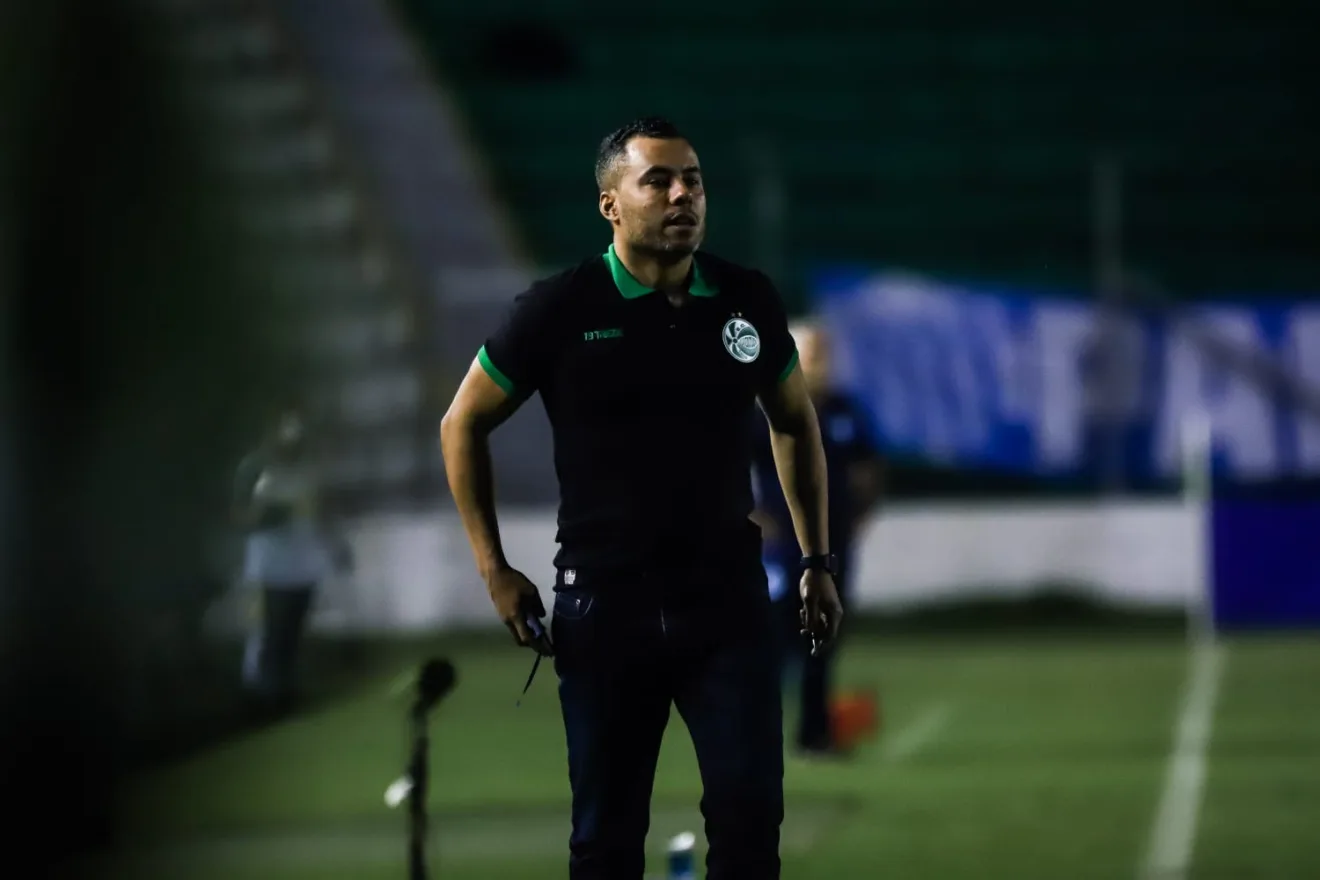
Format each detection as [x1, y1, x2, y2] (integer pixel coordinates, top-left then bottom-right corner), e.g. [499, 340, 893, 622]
[594, 116, 685, 191]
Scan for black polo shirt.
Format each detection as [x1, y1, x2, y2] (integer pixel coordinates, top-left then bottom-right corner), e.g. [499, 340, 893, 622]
[477, 245, 799, 571]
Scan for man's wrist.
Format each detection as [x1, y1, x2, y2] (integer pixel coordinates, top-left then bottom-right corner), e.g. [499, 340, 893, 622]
[476, 556, 510, 581]
[800, 553, 839, 577]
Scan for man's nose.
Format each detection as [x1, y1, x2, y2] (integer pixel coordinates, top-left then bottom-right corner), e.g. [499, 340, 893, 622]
[670, 183, 693, 204]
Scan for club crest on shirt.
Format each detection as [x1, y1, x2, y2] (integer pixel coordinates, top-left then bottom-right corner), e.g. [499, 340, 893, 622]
[722, 317, 760, 363]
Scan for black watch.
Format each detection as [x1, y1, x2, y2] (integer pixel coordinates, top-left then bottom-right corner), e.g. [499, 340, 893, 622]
[800, 553, 839, 577]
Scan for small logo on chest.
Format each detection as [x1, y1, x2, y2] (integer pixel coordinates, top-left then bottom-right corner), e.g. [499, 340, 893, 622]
[722, 317, 760, 363]
[583, 328, 624, 341]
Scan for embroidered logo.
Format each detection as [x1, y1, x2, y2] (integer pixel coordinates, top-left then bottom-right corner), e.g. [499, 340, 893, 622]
[722, 318, 760, 363]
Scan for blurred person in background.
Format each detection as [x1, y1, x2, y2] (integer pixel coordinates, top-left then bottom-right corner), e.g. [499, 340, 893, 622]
[752, 321, 885, 757]
[233, 401, 352, 715]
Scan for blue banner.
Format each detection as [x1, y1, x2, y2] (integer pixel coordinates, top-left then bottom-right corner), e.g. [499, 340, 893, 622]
[813, 268, 1320, 485]
[1212, 499, 1320, 629]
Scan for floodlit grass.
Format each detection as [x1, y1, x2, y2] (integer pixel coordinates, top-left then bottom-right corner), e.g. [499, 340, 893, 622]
[105, 631, 1320, 879]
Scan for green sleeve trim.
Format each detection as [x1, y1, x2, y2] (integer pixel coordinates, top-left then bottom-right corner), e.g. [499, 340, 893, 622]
[776, 348, 799, 383]
[477, 345, 516, 395]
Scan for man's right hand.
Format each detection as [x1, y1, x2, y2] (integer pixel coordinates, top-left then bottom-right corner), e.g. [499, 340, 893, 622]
[486, 566, 552, 654]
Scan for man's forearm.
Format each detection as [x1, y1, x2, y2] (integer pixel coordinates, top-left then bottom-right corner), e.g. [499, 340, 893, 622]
[768, 415, 829, 555]
[439, 419, 509, 578]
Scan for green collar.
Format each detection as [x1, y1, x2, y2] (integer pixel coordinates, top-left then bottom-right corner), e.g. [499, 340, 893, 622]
[604, 243, 718, 299]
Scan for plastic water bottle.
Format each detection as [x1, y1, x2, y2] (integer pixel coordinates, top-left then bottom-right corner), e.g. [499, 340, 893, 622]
[667, 831, 697, 880]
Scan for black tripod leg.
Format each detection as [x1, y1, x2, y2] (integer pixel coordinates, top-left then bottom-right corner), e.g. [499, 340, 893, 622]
[407, 714, 430, 879]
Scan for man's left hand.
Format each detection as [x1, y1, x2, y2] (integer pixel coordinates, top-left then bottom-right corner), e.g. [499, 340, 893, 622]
[799, 569, 843, 655]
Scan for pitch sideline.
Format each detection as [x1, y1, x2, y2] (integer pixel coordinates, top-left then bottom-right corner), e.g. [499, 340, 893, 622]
[1139, 642, 1225, 880]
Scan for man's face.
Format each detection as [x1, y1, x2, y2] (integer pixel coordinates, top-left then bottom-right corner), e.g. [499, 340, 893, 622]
[600, 137, 706, 260]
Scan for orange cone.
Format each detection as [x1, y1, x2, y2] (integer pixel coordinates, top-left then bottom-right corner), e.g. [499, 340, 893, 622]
[829, 688, 882, 751]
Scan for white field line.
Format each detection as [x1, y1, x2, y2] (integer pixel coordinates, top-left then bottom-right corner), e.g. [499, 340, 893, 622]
[881, 702, 954, 763]
[1139, 642, 1226, 880]
[100, 802, 845, 872]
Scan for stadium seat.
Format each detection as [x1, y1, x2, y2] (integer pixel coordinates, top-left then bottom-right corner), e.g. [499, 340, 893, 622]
[398, 0, 1318, 304]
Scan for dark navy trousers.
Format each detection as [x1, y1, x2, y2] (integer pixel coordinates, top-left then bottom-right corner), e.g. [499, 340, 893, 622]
[551, 563, 785, 880]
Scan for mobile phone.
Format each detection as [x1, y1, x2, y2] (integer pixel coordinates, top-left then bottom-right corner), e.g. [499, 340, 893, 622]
[525, 612, 553, 655]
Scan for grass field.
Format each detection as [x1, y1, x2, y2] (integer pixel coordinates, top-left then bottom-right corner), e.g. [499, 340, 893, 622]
[104, 630, 1320, 879]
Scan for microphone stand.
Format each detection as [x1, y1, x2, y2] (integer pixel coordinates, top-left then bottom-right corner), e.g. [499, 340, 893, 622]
[394, 658, 454, 880]
[407, 699, 431, 880]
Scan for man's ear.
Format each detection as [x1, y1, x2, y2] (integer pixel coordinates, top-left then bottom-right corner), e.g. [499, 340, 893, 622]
[599, 191, 618, 223]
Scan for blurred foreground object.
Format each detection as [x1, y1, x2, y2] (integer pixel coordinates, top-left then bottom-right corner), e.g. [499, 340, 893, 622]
[2, 0, 281, 872]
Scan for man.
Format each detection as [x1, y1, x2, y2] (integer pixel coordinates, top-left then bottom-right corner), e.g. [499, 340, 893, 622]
[233, 402, 349, 714]
[751, 322, 885, 757]
[440, 116, 842, 879]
